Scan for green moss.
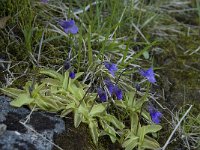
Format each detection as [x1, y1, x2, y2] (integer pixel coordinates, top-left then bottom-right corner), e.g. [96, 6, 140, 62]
[53, 121, 97, 150]
[154, 29, 200, 149]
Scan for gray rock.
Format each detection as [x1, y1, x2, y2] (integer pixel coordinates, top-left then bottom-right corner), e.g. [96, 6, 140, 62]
[0, 96, 65, 150]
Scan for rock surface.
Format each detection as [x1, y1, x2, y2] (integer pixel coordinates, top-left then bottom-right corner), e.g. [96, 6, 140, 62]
[0, 96, 65, 150]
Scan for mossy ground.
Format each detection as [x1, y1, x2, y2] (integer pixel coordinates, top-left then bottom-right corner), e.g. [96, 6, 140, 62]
[0, 0, 200, 149]
[53, 114, 122, 150]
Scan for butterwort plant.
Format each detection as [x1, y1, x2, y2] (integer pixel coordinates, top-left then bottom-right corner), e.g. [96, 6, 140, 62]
[139, 67, 156, 83]
[59, 19, 78, 34]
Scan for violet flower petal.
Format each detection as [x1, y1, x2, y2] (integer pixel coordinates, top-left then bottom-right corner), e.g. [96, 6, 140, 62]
[69, 71, 75, 79]
[59, 19, 78, 34]
[149, 106, 162, 124]
[139, 67, 156, 83]
[97, 88, 107, 102]
[113, 86, 123, 100]
[104, 62, 118, 76]
[104, 79, 115, 95]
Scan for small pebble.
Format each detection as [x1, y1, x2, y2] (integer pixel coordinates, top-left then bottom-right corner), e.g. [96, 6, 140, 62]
[0, 124, 7, 136]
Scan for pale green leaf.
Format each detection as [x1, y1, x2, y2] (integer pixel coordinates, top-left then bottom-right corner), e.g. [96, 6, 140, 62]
[0, 88, 24, 98]
[33, 83, 46, 96]
[141, 135, 160, 149]
[124, 92, 135, 108]
[122, 135, 139, 150]
[41, 96, 60, 111]
[65, 102, 76, 110]
[104, 114, 125, 130]
[51, 95, 68, 105]
[135, 98, 148, 110]
[89, 121, 99, 145]
[73, 72, 84, 81]
[10, 93, 34, 107]
[62, 71, 69, 90]
[143, 51, 149, 59]
[40, 69, 63, 81]
[74, 110, 83, 128]
[68, 84, 84, 100]
[41, 78, 61, 87]
[34, 96, 49, 110]
[89, 104, 106, 117]
[77, 103, 89, 120]
[144, 125, 162, 135]
[141, 110, 151, 120]
[60, 109, 73, 117]
[115, 100, 126, 108]
[138, 126, 145, 145]
[101, 121, 117, 143]
[130, 112, 139, 132]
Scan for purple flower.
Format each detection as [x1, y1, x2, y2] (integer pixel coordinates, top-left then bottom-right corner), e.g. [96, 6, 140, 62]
[97, 88, 107, 102]
[59, 19, 78, 34]
[104, 79, 123, 100]
[69, 71, 75, 79]
[149, 106, 162, 124]
[104, 79, 115, 95]
[139, 67, 156, 83]
[113, 86, 123, 100]
[41, 0, 48, 3]
[104, 62, 118, 76]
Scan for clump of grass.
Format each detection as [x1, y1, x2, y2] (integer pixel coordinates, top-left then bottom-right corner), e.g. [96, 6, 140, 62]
[171, 105, 200, 149]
